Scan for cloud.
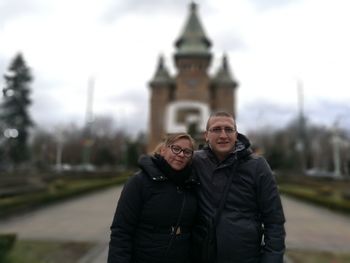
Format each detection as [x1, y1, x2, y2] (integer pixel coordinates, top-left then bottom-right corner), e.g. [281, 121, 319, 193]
[237, 101, 296, 132]
[237, 99, 350, 135]
[102, 0, 197, 23]
[0, 57, 8, 105]
[307, 100, 350, 129]
[1, 0, 350, 139]
[0, 55, 7, 74]
[248, 0, 299, 11]
[0, 0, 42, 27]
[212, 33, 247, 53]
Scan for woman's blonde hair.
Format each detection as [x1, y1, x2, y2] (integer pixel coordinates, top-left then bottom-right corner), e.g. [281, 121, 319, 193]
[152, 132, 195, 154]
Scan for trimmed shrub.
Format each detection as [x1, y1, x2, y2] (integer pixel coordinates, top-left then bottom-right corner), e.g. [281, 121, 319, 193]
[317, 186, 333, 196]
[341, 190, 350, 201]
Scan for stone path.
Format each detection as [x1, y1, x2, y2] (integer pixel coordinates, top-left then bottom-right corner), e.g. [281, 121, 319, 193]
[0, 187, 122, 243]
[1, 186, 350, 262]
[282, 196, 350, 253]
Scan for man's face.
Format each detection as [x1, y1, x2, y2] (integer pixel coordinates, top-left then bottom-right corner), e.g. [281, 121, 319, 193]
[205, 116, 237, 161]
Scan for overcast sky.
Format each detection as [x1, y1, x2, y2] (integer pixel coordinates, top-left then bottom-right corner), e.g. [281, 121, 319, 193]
[1, 0, 350, 136]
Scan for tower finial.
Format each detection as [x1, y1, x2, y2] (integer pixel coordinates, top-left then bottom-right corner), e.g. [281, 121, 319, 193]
[222, 53, 228, 70]
[190, 1, 197, 12]
[158, 54, 165, 70]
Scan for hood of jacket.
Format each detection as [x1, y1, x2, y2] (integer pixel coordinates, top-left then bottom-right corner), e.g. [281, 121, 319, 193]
[137, 154, 199, 187]
[138, 154, 166, 181]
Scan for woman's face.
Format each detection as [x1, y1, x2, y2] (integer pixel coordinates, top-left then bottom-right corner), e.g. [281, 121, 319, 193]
[160, 138, 193, 170]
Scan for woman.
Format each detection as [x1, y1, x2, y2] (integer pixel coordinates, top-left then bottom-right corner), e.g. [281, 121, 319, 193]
[108, 133, 198, 263]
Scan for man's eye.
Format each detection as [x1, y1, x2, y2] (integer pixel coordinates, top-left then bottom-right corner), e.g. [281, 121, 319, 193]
[224, 128, 234, 133]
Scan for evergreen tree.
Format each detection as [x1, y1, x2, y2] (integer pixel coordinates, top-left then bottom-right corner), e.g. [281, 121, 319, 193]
[0, 53, 34, 165]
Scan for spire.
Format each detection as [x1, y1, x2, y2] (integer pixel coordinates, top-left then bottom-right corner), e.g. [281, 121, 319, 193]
[213, 54, 238, 86]
[150, 55, 173, 85]
[175, 2, 211, 57]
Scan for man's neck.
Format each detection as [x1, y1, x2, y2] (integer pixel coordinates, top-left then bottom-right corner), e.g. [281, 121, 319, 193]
[217, 154, 229, 162]
[207, 144, 232, 162]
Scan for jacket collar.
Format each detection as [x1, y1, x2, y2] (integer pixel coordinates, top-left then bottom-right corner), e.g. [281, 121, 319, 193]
[204, 132, 252, 164]
[137, 154, 199, 187]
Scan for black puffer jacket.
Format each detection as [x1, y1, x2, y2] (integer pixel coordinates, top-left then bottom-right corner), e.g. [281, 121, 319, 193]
[192, 133, 286, 263]
[108, 155, 198, 263]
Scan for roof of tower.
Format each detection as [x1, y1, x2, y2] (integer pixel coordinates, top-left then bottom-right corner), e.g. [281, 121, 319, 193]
[150, 55, 173, 85]
[213, 54, 238, 86]
[174, 2, 212, 57]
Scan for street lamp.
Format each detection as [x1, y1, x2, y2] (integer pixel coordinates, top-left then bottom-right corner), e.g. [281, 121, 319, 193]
[332, 126, 342, 179]
[331, 115, 350, 179]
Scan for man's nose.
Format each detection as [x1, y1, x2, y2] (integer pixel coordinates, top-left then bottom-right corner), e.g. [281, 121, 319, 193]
[218, 129, 228, 136]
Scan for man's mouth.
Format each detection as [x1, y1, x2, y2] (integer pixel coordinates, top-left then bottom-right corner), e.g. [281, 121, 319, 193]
[217, 141, 229, 145]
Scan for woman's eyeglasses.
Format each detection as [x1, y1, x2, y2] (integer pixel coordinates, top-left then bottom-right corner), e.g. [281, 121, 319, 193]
[168, 145, 193, 158]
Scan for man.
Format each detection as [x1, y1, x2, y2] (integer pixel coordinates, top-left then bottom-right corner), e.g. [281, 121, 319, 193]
[192, 111, 285, 263]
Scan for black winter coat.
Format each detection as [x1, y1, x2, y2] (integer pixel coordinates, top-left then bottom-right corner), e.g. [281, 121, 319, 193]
[108, 155, 198, 263]
[192, 133, 286, 263]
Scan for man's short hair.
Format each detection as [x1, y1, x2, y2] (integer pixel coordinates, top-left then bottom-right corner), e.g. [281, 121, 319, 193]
[206, 111, 236, 130]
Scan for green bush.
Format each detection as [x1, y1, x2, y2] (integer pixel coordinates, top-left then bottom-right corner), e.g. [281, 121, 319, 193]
[0, 233, 17, 261]
[341, 190, 350, 200]
[316, 186, 333, 196]
[0, 173, 131, 218]
[279, 184, 350, 214]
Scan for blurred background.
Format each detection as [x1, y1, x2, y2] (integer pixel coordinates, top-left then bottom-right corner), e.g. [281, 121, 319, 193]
[1, 0, 350, 262]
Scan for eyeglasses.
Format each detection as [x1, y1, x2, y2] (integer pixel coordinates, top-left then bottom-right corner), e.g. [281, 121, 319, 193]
[168, 145, 193, 158]
[208, 127, 236, 134]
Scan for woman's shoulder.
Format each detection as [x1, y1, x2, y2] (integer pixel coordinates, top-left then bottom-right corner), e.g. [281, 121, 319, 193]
[123, 170, 149, 188]
[129, 169, 166, 187]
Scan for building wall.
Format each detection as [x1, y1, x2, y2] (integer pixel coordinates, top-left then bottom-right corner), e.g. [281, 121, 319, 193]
[175, 57, 211, 103]
[212, 85, 235, 117]
[148, 85, 171, 152]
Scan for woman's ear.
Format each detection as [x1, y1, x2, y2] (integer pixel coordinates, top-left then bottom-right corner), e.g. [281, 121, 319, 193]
[159, 145, 166, 156]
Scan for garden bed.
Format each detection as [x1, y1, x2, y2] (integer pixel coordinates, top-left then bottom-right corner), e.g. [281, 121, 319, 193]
[0, 172, 130, 219]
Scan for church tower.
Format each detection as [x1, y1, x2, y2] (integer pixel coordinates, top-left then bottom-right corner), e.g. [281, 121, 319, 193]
[148, 55, 174, 152]
[174, 2, 212, 103]
[148, 2, 238, 152]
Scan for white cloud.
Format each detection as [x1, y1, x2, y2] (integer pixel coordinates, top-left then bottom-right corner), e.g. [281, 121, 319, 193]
[1, 0, 349, 136]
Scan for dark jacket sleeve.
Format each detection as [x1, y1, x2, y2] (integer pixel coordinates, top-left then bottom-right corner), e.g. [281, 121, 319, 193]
[255, 158, 286, 263]
[107, 173, 144, 263]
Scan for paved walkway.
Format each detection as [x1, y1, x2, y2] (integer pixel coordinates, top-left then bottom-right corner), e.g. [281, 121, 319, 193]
[1, 186, 350, 262]
[0, 187, 122, 243]
[283, 196, 350, 252]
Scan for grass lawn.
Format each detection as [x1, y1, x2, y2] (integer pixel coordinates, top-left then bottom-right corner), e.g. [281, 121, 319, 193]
[3, 239, 95, 263]
[287, 248, 350, 263]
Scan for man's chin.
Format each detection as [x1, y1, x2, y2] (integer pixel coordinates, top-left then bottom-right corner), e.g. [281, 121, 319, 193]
[215, 146, 231, 155]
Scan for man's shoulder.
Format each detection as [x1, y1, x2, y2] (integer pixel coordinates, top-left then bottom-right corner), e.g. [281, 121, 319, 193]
[241, 152, 265, 162]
